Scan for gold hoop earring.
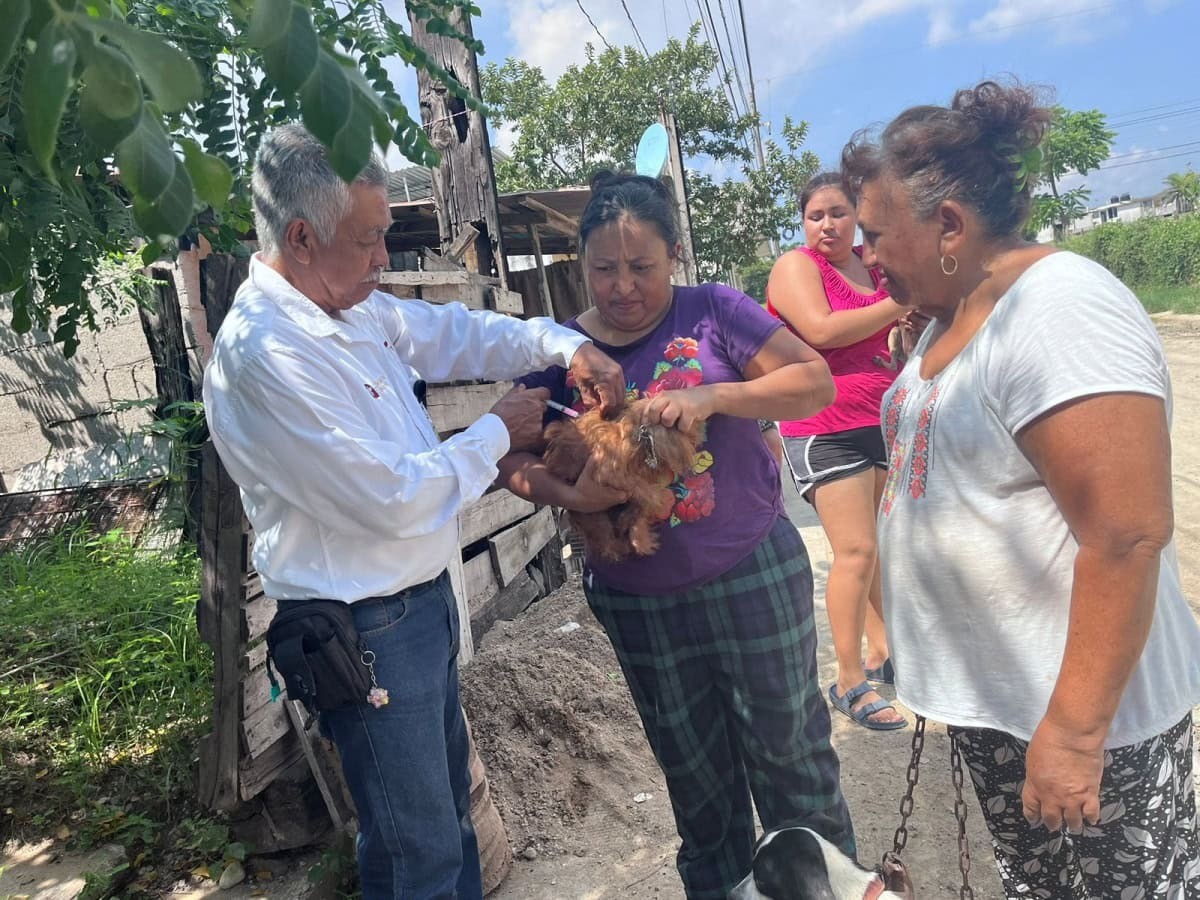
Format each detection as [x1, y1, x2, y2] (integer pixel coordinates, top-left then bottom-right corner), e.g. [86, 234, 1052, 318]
[940, 254, 958, 276]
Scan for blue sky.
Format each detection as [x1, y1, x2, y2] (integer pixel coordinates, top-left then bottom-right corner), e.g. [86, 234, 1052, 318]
[389, 0, 1200, 206]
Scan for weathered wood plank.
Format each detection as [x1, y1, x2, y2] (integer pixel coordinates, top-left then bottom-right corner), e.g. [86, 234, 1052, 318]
[243, 640, 267, 675]
[462, 550, 500, 615]
[242, 594, 277, 644]
[242, 663, 274, 719]
[242, 697, 290, 759]
[489, 506, 556, 586]
[447, 548, 475, 665]
[460, 490, 535, 548]
[490, 286, 525, 315]
[196, 442, 250, 813]
[422, 281, 489, 308]
[426, 382, 512, 434]
[239, 731, 303, 802]
[469, 572, 540, 649]
[378, 270, 475, 286]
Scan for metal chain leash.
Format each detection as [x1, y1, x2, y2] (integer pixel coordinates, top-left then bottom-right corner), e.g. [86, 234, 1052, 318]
[884, 715, 974, 899]
[949, 731, 975, 899]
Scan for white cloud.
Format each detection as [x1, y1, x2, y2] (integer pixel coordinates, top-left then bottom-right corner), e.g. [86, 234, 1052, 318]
[501, 0, 630, 79]
[927, 7, 958, 45]
[967, 0, 1107, 44]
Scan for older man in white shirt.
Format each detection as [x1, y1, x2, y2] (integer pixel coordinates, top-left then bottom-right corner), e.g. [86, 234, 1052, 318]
[203, 123, 624, 900]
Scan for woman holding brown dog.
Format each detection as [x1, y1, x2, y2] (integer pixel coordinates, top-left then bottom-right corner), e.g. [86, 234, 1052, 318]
[498, 171, 853, 900]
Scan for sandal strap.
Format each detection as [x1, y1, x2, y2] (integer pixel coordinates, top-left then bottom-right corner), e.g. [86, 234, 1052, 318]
[841, 681, 874, 705]
[855, 698, 896, 719]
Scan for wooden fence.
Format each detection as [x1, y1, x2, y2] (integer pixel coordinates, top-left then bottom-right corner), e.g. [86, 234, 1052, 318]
[194, 254, 572, 850]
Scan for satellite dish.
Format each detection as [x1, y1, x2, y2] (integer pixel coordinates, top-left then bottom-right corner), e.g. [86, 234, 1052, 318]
[634, 123, 669, 178]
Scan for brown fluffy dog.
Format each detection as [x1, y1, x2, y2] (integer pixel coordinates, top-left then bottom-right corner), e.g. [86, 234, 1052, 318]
[543, 397, 702, 561]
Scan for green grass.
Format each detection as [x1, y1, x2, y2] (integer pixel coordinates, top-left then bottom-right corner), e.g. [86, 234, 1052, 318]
[0, 528, 211, 849]
[1135, 283, 1200, 315]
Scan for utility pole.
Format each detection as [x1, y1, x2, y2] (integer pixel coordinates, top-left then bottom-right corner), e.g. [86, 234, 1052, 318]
[661, 108, 699, 286]
[408, 9, 508, 287]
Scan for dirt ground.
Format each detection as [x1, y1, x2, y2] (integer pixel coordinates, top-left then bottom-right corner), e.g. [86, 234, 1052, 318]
[4, 316, 1200, 899]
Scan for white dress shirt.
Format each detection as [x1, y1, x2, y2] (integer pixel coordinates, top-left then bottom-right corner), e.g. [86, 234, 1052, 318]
[202, 256, 587, 602]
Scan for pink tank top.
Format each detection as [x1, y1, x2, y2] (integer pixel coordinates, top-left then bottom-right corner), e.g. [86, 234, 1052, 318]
[766, 246, 898, 438]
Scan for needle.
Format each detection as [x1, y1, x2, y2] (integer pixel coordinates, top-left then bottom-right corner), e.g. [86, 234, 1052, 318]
[545, 399, 580, 419]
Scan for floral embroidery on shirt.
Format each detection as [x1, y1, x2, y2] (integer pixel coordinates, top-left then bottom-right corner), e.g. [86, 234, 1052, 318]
[881, 442, 905, 517]
[884, 387, 908, 451]
[908, 385, 939, 499]
[880, 384, 940, 512]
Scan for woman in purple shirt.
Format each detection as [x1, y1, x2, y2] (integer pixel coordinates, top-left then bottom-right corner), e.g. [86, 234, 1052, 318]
[499, 171, 852, 900]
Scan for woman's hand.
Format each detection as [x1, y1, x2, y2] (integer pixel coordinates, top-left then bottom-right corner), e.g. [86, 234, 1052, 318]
[565, 455, 629, 512]
[1022, 717, 1104, 833]
[638, 386, 717, 432]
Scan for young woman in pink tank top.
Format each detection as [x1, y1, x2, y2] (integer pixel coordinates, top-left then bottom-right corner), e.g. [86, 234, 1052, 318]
[766, 172, 907, 731]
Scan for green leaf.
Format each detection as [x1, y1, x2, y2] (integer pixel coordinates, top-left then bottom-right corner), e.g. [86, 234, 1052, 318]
[83, 17, 201, 114]
[133, 156, 194, 240]
[78, 43, 143, 150]
[0, 231, 30, 292]
[23, 20, 77, 181]
[141, 242, 168, 266]
[117, 112, 176, 203]
[259, 1, 318, 94]
[0, 0, 31, 73]
[327, 93, 374, 182]
[299, 50, 351, 147]
[181, 139, 232, 210]
[246, 0, 291, 49]
[11, 282, 32, 334]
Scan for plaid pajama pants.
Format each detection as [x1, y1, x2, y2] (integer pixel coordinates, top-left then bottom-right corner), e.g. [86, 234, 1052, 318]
[584, 516, 854, 900]
[950, 714, 1200, 899]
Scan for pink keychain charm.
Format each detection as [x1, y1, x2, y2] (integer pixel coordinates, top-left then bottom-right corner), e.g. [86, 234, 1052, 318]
[361, 650, 389, 708]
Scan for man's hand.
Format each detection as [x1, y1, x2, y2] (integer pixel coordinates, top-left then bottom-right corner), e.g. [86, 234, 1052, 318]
[569, 342, 625, 414]
[490, 385, 549, 452]
[1021, 717, 1104, 833]
[566, 455, 629, 512]
[639, 386, 716, 433]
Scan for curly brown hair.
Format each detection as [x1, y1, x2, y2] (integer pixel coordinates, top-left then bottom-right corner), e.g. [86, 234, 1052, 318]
[841, 80, 1054, 237]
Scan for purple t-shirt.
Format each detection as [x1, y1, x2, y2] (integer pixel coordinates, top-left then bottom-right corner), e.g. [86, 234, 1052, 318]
[519, 283, 785, 595]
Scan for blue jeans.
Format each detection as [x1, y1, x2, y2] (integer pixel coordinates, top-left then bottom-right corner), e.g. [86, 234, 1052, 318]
[318, 572, 481, 900]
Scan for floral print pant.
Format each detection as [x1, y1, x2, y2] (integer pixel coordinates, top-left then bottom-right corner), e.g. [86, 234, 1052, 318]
[949, 714, 1199, 899]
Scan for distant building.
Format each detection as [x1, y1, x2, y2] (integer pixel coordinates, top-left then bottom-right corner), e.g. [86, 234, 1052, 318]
[1036, 188, 1193, 243]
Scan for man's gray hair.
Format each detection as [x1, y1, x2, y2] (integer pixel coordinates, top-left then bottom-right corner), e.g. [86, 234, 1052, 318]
[251, 123, 389, 258]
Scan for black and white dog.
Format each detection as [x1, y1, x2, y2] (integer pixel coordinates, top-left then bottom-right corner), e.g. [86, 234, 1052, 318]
[728, 826, 913, 900]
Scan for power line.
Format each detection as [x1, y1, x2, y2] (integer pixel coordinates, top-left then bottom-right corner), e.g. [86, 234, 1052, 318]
[574, 0, 612, 50]
[619, 0, 651, 56]
[1104, 141, 1200, 163]
[715, 0, 751, 117]
[1099, 149, 1199, 171]
[1111, 106, 1200, 129]
[1109, 97, 1200, 122]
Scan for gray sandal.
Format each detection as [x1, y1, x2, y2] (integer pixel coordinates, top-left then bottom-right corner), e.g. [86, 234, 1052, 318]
[828, 681, 906, 731]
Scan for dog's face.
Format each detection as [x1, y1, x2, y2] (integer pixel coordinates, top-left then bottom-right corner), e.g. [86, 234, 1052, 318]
[728, 828, 908, 900]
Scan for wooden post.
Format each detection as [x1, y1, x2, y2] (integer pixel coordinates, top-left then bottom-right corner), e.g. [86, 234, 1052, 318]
[527, 225, 556, 319]
[408, 8, 509, 289]
[661, 110, 699, 286]
[139, 266, 203, 543]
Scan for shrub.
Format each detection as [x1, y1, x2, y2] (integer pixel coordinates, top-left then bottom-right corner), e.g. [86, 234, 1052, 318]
[1063, 214, 1200, 287]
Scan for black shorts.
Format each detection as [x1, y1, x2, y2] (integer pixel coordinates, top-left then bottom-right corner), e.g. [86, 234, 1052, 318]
[782, 425, 887, 500]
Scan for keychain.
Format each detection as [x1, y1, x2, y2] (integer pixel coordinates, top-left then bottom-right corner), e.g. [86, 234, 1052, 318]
[361, 649, 390, 708]
[637, 425, 659, 470]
